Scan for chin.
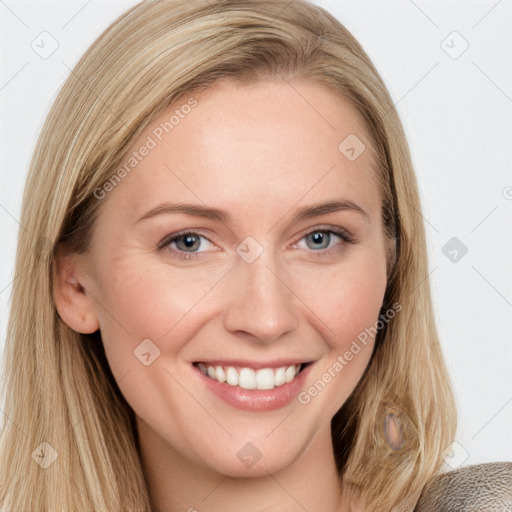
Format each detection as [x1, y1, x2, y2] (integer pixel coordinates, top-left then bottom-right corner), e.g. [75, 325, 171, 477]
[180, 422, 318, 480]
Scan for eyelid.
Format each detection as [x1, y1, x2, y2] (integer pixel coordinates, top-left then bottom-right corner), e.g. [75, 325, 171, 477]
[293, 224, 355, 246]
[157, 228, 216, 251]
[158, 224, 356, 260]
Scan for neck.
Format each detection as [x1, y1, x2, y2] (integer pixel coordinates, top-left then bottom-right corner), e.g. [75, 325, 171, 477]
[137, 418, 353, 512]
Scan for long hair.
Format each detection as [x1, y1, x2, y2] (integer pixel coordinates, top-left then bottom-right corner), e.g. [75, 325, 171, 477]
[0, 1, 456, 510]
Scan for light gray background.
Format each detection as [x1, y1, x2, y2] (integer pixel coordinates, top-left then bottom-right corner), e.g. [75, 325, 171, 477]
[1, 0, 511, 467]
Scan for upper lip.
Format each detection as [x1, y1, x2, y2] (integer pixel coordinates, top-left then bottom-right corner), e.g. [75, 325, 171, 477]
[193, 359, 314, 370]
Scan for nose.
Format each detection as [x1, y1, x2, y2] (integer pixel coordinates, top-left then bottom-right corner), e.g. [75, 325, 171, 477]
[222, 250, 299, 345]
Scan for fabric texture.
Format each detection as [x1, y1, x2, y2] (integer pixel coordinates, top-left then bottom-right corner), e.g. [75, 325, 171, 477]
[414, 462, 512, 511]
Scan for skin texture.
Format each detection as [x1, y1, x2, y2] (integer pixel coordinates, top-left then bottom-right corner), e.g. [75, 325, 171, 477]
[54, 79, 389, 512]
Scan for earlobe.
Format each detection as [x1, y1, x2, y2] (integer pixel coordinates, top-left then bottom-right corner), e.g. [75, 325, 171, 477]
[52, 244, 100, 334]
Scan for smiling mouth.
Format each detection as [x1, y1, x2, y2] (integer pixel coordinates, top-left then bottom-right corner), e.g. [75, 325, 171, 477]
[193, 362, 313, 390]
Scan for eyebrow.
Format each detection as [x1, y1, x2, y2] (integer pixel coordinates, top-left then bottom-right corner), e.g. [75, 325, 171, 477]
[136, 199, 370, 225]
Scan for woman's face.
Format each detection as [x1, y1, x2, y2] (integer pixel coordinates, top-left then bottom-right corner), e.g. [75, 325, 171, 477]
[72, 79, 389, 476]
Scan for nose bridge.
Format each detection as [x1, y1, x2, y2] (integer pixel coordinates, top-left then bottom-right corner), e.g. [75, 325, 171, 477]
[222, 245, 299, 343]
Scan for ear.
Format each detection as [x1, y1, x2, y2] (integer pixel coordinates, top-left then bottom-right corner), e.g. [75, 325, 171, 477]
[52, 243, 100, 334]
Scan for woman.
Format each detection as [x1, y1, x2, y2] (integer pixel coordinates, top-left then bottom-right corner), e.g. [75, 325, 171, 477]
[0, 0, 457, 510]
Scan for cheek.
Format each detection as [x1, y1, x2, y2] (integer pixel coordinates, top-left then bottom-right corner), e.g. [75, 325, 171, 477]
[293, 253, 388, 411]
[93, 259, 228, 367]
[297, 253, 388, 345]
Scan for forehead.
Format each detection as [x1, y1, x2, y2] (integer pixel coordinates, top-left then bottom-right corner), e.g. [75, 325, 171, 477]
[102, 79, 382, 224]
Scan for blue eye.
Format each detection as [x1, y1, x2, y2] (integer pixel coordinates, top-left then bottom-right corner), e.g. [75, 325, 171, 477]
[306, 231, 335, 249]
[158, 231, 215, 260]
[159, 227, 354, 261]
[295, 228, 353, 256]
[173, 233, 205, 252]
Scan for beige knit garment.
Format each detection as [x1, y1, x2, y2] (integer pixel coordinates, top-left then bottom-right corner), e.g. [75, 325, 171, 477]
[414, 462, 512, 511]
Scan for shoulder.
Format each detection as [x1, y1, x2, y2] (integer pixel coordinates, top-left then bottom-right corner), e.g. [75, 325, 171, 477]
[414, 462, 512, 511]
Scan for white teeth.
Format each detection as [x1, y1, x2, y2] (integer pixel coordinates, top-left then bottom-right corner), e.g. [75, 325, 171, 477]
[198, 363, 303, 389]
[226, 366, 238, 386]
[274, 367, 286, 386]
[285, 365, 296, 383]
[238, 368, 256, 389]
[215, 366, 226, 383]
[255, 368, 275, 390]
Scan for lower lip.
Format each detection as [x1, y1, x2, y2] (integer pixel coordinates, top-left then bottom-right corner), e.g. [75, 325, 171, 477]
[194, 364, 313, 412]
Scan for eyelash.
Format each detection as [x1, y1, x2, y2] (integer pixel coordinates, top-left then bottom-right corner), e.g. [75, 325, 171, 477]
[158, 226, 356, 261]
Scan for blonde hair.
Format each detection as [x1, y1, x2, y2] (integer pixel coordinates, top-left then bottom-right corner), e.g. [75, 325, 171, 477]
[0, 0, 456, 510]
